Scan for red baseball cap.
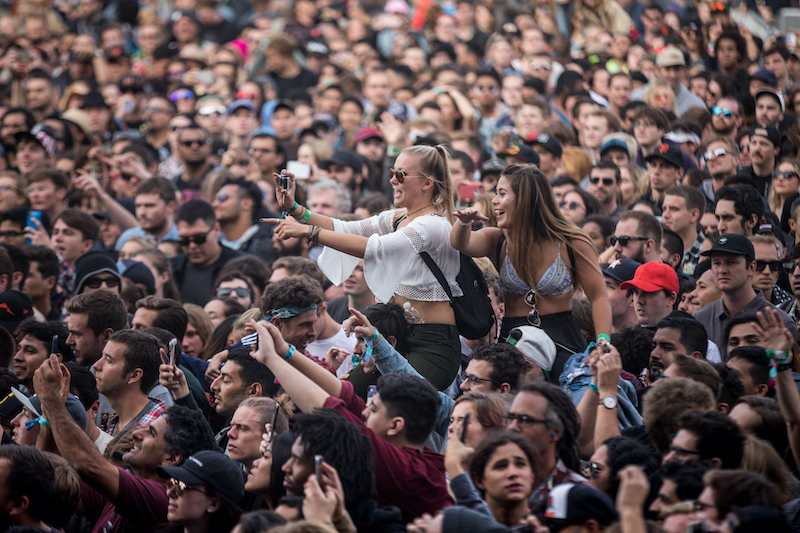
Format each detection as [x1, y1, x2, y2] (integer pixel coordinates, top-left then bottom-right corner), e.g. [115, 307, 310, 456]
[619, 261, 679, 294]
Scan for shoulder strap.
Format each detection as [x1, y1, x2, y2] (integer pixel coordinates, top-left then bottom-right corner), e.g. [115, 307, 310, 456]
[393, 213, 407, 231]
[419, 251, 454, 301]
[565, 237, 578, 284]
[496, 233, 506, 265]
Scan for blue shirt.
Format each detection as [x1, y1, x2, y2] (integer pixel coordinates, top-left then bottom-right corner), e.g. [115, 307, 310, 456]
[115, 223, 180, 251]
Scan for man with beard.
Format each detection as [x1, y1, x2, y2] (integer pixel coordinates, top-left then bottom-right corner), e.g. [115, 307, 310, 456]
[710, 97, 742, 141]
[620, 261, 679, 328]
[176, 125, 213, 198]
[212, 177, 273, 260]
[37, 348, 218, 533]
[249, 134, 285, 179]
[613, 211, 663, 263]
[143, 95, 175, 162]
[648, 315, 710, 382]
[743, 124, 780, 196]
[64, 290, 128, 368]
[587, 161, 623, 217]
[604, 259, 640, 333]
[25, 70, 58, 123]
[115, 177, 179, 251]
[699, 137, 740, 204]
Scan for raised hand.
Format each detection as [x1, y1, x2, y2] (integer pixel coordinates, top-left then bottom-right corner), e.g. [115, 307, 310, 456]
[753, 307, 794, 355]
[452, 208, 489, 225]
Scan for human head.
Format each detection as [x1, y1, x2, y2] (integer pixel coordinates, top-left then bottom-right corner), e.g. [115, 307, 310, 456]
[227, 397, 288, 470]
[590, 436, 659, 500]
[614, 210, 663, 262]
[698, 470, 782, 528]
[132, 296, 188, 342]
[619, 262, 679, 327]
[14, 320, 71, 388]
[664, 410, 745, 468]
[467, 431, 539, 503]
[135, 177, 178, 234]
[460, 343, 530, 394]
[713, 186, 762, 236]
[307, 179, 352, 217]
[0, 444, 56, 529]
[210, 350, 280, 416]
[649, 315, 708, 379]
[728, 346, 772, 397]
[662, 185, 705, 237]
[175, 200, 221, 268]
[51, 209, 99, 265]
[643, 377, 716, 455]
[260, 275, 323, 352]
[65, 291, 128, 366]
[394, 145, 456, 222]
[94, 330, 161, 396]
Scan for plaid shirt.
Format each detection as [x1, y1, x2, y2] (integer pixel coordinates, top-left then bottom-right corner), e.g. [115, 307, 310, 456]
[107, 398, 166, 436]
[682, 231, 705, 276]
[58, 260, 75, 300]
[531, 459, 588, 507]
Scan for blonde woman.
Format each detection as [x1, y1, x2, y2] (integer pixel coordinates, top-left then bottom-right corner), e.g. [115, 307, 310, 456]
[644, 79, 677, 114]
[769, 158, 800, 232]
[269, 145, 462, 390]
[620, 163, 650, 208]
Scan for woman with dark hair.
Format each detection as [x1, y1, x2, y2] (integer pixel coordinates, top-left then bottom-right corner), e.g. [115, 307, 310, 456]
[559, 187, 602, 226]
[157, 450, 245, 533]
[451, 164, 611, 379]
[581, 215, 615, 253]
[587, 436, 659, 500]
[244, 432, 294, 510]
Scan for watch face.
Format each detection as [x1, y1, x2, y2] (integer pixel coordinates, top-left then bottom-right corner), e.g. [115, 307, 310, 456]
[603, 396, 617, 409]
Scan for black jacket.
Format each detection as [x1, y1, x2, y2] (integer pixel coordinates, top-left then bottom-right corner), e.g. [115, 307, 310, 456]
[171, 244, 241, 305]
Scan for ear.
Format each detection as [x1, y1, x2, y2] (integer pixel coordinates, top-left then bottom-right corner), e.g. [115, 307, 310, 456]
[690, 207, 700, 223]
[790, 218, 797, 233]
[755, 383, 770, 397]
[585, 519, 601, 533]
[45, 275, 56, 290]
[271, 316, 282, 330]
[320, 301, 328, 314]
[666, 291, 677, 307]
[126, 367, 144, 385]
[474, 476, 486, 491]
[387, 335, 397, 349]
[164, 450, 183, 466]
[716, 402, 730, 414]
[498, 382, 511, 394]
[690, 350, 703, 360]
[248, 381, 263, 398]
[0, 274, 8, 292]
[8, 495, 29, 517]
[102, 327, 115, 344]
[56, 187, 68, 201]
[710, 457, 723, 469]
[386, 415, 405, 438]
[206, 497, 222, 513]
[80, 239, 95, 255]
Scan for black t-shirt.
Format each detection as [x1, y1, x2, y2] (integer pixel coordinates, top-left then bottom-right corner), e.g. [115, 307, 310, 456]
[180, 261, 216, 306]
[271, 68, 318, 99]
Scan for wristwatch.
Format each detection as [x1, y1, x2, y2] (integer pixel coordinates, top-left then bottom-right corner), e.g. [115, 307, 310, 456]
[601, 395, 617, 409]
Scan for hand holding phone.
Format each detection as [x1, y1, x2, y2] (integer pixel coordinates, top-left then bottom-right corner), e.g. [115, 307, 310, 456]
[51, 335, 58, 355]
[269, 400, 279, 441]
[314, 454, 324, 480]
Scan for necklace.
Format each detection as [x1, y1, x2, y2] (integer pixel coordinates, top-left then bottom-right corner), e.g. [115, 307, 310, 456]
[406, 204, 435, 218]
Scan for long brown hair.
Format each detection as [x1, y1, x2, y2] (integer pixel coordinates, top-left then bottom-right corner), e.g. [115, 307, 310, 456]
[501, 164, 596, 290]
[403, 145, 456, 223]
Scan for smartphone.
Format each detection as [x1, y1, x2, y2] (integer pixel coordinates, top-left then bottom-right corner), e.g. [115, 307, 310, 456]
[367, 385, 377, 404]
[458, 182, 485, 201]
[51, 335, 58, 355]
[460, 412, 471, 443]
[168, 338, 178, 368]
[269, 400, 279, 440]
[25, 210, 43, 245]
[278, 173, 291, 190]
[287, 161, 311, 180]
[314, 454, 324, 480]
[197, 70, 214, 84]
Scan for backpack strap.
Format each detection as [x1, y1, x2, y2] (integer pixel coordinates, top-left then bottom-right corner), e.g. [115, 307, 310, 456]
[565, 237, 578, 285]
[419, 251, 453, 301]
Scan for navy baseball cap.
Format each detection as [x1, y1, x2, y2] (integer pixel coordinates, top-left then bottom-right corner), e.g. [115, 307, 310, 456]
[600, 139, 630, 158]
[529, 132, 562, 158]
[603, 258, 641, 284]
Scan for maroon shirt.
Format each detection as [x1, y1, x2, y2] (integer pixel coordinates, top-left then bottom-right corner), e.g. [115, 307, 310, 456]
[82, 467, 168, 533]
[323, 381, 453, 522]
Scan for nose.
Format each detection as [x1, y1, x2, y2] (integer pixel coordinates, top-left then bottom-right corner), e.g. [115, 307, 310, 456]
[460, 380, 470, 391]
[663, 450, 676, 463]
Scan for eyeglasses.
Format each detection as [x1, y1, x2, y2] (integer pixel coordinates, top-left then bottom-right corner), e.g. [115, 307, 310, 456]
[502, 412, 549, 427]
[217, 287, 251, 298]
[249, 147, 273, 155]
[755, 259, 782, 272]
[213, 193, 230, 203]
[530, 63, 551, 71]
[463, 374, 496, 386]
[559, 201, 585, 211]
[236, 91, 259, 100]
[0, 185, 17, 194]
[633, 121, 656, 129]
[389, 168, 424, 183]
[703, 148, 729, 160]
[168, 478, 211, 498]
[84, 276, 120, 289]
[712, 106, 736, 118]
[739, 144, 748, 151]
[784, 261, 800, 273]
[668, 444, 701, 458]
[144, 107, 170, 115]
[588, 461, 604, 479]
[774, 170, 799, 181]
[589, 177, 615, 186]
[692, 500, 716, 513]
[25, 184, 54, 195]
[170, 89, 195, 101]
[0, 230, 22, 238]
[610, 235, 648, 247]
[179, 228, 213, 247]
[168, 124, 187, 132]
[197, 105, 226, 116]
[473, 85, 499, 94]
[180, 139, 210, 148]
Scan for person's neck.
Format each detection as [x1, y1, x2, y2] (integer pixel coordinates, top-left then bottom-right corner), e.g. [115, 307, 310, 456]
[13, 517, 52, 532]
[32, 293, 51, 318]
[612, 310, 639, 333]
[711, 174, 729, 192]
[651, 187, 667, 202]
[183, 519, 213, 533]
[45, 204, 64, 227]
[183, 161, 209, 181]
[222, 214, 253, 242]
[641, 140, 659, 155]
[406, 202, 437, 220]
[542, 453, 557, 479]
[762, 285, 774, 302]
[197, 245, 222, 268]
[779, 72, 791, 88]
[478, 102, 497, 117]
[723, 285, 757, 316]
[588, 147, 600, 161]
[149, 219, 172, 241]
[602, 198, 618, 216]
[677, 226, 698, 251]
[644, 250, 662, 263]
[32, 105, 54, 123]
[720, 64, 738, 76]
[277, 62, 301, 79]
[753, 160, 774, 177]
[88, 423, 100, 443]
[228, 134, 249, 150]
[147, 128, 168, 147]
[487, 497, 530, 527]
[385, 432, 423, 451]
[348, 292, 375, 312]
[109, 390, 151, 430]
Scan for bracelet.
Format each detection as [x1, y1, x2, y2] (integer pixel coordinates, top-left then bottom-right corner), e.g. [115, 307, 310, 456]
[283, 344, 296, 361]
[596, 334, 611, 343]
[281, 202, 300, 220]
[367, 330, 380, 343]
[289, 202, 301, 213]
[589, 382, 599, 394]
[458, 219, 472, 227]
[387, 146, 400, 156]
[301, 207, 312, 223]
[307, 225, 322, 245]
[778, 362, 794, 372]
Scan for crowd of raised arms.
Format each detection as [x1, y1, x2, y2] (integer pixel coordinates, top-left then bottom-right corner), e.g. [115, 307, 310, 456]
[3, 0, 800, 531]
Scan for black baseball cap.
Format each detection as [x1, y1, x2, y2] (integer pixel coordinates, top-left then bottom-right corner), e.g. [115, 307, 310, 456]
[320, 150, 362, 174]
[497, 144, 540, 166]
[701, 233, 755, 258]
[749, 123, 781, 147]
[644, 143, 684, 169]
[529, 132, 562, 158]
[0, 290, 33, 334]
[157, 451, 246, 504]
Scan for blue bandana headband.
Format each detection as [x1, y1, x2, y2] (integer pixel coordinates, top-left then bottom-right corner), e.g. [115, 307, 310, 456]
[264, 303, 319, 320]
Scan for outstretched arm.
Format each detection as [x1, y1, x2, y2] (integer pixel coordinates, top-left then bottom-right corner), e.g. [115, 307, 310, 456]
[450, 210, 501, 260]
[572, 238, 612, 338]
[34, 354, 121, 502]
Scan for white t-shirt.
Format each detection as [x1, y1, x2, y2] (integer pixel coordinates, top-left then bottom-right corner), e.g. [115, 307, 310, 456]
[306, 326, 357, 377]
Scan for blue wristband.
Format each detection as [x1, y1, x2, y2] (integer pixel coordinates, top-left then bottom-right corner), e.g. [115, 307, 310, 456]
[589, 382, 599, 394]
[284, 344, 296, 361]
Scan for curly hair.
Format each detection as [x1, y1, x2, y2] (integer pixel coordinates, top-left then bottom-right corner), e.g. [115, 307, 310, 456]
[643, 378, 715, 455]
[162, 405, 219, 460]
[611, 326, 653, 377]
[260, 275, 324, 316]
[518, 381, 581, 471]
[471, 343, 530, 392]
[601, 437, 660, 500]
[678, 410, 745, 469]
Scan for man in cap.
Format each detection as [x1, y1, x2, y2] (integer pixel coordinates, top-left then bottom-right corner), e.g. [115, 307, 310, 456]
[619, 261, 679, 328]
[74, 250, 122, 295]
[545, 483, 618, 532]
[270, 100, 298, 158]
[755, 88, 785, 127]
[353, 127, 386, 165]
[694, 233, 797, 348]
[744, 123, 780, 195]
[15, 128, 55, 177]
[83, 91, 113, 143]
[117, 74, 148, 129]
[171, 10, 202, 48]
[600, 138, 632, 168]
[0, 290, 33, 338]
[529, 133, 562, 180]
[749, 68, 779, 97]
[321, 150, 366, 198]
[195, 95, 227, 141]
[496, 144, 540, 167]
[631, 47, 705, 116]
[643, 143, 684, 208]
[480, 158, 506, 191]
[604, 259, 641, 332]
[226, 99, 259, 150]
[587, 161, 623, 217]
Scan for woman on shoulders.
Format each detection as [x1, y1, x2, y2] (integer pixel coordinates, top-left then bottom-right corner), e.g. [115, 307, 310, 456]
[269, 145, 462, 392]
[450, 164, 611, 380]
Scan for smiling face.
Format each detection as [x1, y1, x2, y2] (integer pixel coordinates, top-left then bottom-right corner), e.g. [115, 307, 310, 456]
[491, 175, 516, 229]
[389, 152, 429, 209]
[13, 334, 49, 388]
[475, 443, 534, 506]
[125, 415, 170, 473]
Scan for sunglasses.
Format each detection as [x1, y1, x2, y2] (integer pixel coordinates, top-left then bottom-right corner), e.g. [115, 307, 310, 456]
[168, 478, 211, 498]
[0, 230, 22, 238]
[198, 105, 226, 116]
[610, 235, 648, 247]
[236, 91, 259, 100]
[217, 287, 250, 298]
[170, 89, 195, 101]
[774, 170, 799, 181]
[589, 177, 615, 186]
[180, 139, 209, 148]
[524, 289, 541, 327]
[473, 85, 499, 94]
[84, 276, 120, 289]
[712, 106, 736, 118]
[179, 228, 213, 247]
[703, 148, 728, 160]
[783, 261, 800, 273]
[144, 107, 170, 115]
[213, 193, 230, 203]
[559, 201, 585, 210]
[755, 260, 781, 272]
[389, 168, 424, 183]
[530, 63, 551, 71]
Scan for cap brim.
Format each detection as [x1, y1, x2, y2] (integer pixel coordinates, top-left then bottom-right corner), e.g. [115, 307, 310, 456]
[0, 393, 22, 419]
[10, 387, 40, 417]
[156, 464, 206, 485]
[700, 247, 749, 257]
[603, 271, 627, 284]
[619, 279, 665, 292]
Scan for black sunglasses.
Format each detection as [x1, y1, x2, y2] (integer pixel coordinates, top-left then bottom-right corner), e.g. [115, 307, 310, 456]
[180, 139, 209, 148]
[610, 236, 648, 247]
[217, 287, 250, 298]
[84, 276, 120, 289]
[784, 261, 800, 274]
[755, 260, 782, 272]
[589, 177, 615, 186]
[179, 228, 213, 247]
[389, 168, 424, 183]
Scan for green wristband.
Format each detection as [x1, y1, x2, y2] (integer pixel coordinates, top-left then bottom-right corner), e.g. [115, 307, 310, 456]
[596, 334, 610, 343]
[301, 207, 312, 223]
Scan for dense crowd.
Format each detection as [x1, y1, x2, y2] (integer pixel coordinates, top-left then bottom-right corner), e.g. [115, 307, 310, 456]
[1, 0, 800, 531]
